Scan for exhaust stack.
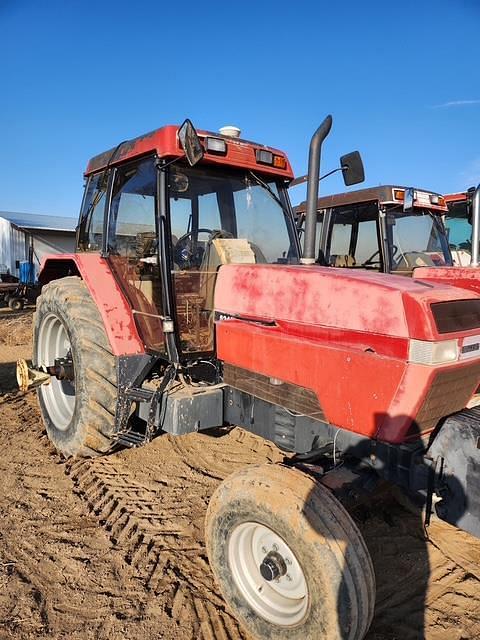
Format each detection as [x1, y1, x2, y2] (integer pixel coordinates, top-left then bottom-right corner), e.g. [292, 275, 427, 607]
[301, 115, 333, 264]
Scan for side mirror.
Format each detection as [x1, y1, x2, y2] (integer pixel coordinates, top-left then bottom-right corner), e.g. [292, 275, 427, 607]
[404, 187, 415, 212]
[340, 151, 365, 186]
[178, 119, 204, 167]
[467, 186, 476, 225]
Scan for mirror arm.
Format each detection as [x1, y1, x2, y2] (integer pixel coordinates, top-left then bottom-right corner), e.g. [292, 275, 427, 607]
[319, 166, 344, 181]
[155, 155, 184, 172]
[290, 166, 343, 188]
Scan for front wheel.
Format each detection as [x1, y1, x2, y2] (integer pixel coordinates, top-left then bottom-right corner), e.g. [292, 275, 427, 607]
[34, 276, 117, 457]
[206, 464, 375, 640]
[9, 297, 24, 311]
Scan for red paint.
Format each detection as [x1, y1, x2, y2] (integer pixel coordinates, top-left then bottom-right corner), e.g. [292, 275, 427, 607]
[414, 266, 480, 297]
[445, 192, 467, 203]
[39, 254, 145, 356]
[85, 125, 294, 181]
[214, 264, 480, 444]
[215, 264, 480, 341]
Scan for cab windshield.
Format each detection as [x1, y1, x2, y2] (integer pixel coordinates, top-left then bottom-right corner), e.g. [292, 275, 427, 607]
[320, 202, 451, 274]
[444, 199, 472, 264]
[169, 164, 298, 267]
[387, 209, 452, 274]
[168, 164, 298, 352]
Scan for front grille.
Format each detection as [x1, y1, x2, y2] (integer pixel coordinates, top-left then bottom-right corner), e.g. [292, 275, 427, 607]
[415, 361, 480, 434]
[223, 363, 325, 420]
[431, 299, 480, 334]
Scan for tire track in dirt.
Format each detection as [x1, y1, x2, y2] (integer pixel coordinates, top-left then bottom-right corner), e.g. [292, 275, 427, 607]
[67, 429, 284, 640]
[0, 390, 169, 640]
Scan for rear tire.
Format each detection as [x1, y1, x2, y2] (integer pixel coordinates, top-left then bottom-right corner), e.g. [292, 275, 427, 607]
[34, 276, 117, 457]
[206, 463, 375, 640]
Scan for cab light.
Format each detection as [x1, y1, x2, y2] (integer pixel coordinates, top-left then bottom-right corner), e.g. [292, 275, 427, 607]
[273, 155, 287, 169]
[394, 189, 405, 201]
[206, 137, 227, 155]
[408, 339, 459, 365]
[430, 195, 446, 207]
[256, 149, 273, 165]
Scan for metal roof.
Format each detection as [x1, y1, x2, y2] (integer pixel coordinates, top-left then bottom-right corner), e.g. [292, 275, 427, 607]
[0, 211, 76, 233]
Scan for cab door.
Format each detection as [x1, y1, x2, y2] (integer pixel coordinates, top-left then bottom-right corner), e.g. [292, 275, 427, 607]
[107, 157, 166, 353]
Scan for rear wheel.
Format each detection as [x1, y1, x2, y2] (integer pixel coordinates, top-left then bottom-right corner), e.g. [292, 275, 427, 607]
[206, 463, 375, 640]
[34, 276, 117, 457]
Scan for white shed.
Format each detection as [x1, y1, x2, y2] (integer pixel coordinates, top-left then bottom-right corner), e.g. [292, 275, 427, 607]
[0, 211, 76, 279]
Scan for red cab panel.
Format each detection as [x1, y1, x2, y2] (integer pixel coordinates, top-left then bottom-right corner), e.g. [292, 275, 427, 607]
[39, 254, 145, 356]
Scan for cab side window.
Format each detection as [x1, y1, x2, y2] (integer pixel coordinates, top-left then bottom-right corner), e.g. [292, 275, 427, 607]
[77, 171, 109, 252]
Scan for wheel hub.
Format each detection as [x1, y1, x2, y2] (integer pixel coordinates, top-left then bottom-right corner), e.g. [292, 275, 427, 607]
[228, 521, 308, 626]
[259, 550, 287, 582]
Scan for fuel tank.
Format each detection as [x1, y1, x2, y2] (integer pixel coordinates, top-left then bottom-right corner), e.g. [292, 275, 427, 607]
[214, 264, 480, 444]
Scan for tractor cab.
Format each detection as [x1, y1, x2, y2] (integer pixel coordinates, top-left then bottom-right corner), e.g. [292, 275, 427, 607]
[294, 185, 452, 275]
[76, 120, 299, 357]
[445, 189, 476, 266]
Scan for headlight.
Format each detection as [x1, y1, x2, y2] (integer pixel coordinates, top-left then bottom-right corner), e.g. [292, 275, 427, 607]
[408, 339, 459, 365]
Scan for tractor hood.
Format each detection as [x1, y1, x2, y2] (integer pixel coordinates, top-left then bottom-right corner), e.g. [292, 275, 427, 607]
[414, 266, 480, 297]
[214, 264, 480, 445]
[215, 264, 480, 342]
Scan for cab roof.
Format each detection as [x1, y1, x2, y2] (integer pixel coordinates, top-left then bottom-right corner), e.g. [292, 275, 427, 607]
[85, 124, 293, 180]
[294, 185, 447, 214]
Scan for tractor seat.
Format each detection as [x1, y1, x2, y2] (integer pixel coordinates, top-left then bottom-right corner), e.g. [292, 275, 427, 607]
[331, 254, 356, 267]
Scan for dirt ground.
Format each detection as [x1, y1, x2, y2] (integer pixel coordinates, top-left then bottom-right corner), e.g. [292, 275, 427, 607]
[1, 309, 480, 639]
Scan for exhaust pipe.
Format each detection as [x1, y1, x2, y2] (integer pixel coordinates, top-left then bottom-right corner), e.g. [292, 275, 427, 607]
[301, 115, 333, 264]
[471, 184, 480, 267]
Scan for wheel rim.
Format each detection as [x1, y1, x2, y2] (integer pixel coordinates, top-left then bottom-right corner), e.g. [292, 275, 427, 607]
[228, 522, 309, 626]
[36, 312, 75, 431]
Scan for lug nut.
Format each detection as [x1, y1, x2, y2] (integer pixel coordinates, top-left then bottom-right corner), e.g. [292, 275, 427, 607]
[272, 543, 278, 551]
[286, 574, 292, 581]
[285, 557, 292, 565]
[261, 546, 267, 554]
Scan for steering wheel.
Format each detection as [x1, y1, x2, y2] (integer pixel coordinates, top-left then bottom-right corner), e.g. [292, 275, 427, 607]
[362, 245, 398, 267]
[174, 228, 214, 269]
[362, 249, 381, 267]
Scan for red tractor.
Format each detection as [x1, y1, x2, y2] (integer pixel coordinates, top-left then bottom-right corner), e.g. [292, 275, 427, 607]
[444, 186, 480, 266]
[18, 118, 480, 639]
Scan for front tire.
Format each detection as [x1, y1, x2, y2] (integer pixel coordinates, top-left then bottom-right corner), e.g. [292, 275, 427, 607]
[34, 276, 117, 457]
[9, 297, 24, 311]
[206, 464, 375, 640]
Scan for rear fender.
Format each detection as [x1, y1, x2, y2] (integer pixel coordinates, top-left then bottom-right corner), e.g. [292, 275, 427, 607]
[39, 253, 144, 356]
[428, 406, 480, 537]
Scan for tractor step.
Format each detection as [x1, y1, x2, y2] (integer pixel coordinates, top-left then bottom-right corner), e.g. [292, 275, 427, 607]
[116, 430, 150, 447]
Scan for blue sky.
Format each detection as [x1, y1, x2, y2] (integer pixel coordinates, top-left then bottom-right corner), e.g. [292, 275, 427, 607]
[0, 0, 479, 217]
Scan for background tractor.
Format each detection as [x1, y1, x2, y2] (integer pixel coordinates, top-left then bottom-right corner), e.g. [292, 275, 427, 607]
[444, 186, 480, 266]
[17, 118, 480, 639]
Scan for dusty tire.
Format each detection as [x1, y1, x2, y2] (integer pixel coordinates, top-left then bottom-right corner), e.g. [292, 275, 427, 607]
[34, 276, 117, 457]
[206, 464, 375, 640]
[9, 297, 24, 311]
